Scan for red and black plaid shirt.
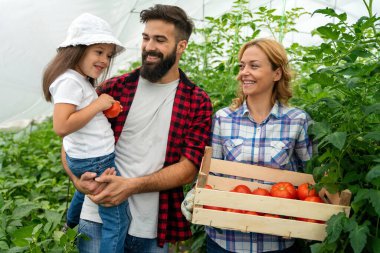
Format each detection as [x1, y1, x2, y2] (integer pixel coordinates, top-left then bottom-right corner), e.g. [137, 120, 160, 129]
[97, 68, 212, 247]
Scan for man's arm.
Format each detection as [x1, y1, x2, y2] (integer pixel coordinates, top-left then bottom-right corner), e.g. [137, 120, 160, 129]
[90, 156, 197, 207]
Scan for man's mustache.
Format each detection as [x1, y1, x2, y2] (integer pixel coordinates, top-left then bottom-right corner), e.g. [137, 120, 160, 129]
[142, 50, 164, 59]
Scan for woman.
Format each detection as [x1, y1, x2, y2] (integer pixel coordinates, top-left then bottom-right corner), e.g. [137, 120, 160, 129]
[182, 38, 313, 253]
[206, 38, 313, 252]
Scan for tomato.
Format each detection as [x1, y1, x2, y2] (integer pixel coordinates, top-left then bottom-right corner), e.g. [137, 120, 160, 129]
[270, 182, 297, 199]
[297, 183, 317, 200]
[225, 208, 244, 213]
[297, 196, 325, 223]
[231, 184, 251, 194]
[296, 217, 325, 224]
[252, 187, 270, 196]
[204, 205, 226, 211]
[263, 213, 280, 218]
[203, 184, 226, 211]
[104, 101, 122, 118]
[304, 196, 324, 203]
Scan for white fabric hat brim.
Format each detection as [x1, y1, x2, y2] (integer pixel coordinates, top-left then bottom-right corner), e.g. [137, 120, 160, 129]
[59, 34, 125, 55]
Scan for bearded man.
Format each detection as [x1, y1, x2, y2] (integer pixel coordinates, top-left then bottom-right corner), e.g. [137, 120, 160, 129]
[61, 4, 213, 253]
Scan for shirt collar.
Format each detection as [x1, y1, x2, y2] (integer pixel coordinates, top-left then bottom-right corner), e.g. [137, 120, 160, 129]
[242, 100, 282, 121]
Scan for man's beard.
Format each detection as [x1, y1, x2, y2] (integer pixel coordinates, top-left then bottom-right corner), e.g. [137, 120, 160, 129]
[140, 47, 177, 83]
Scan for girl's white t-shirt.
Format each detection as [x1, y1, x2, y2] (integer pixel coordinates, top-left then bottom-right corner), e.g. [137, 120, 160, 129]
[80, 77, 178, 238]
[49, 69, 114, 158]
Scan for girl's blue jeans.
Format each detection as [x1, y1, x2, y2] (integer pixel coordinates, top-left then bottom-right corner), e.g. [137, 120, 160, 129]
[66, 152, 128, 253]
[77, 201, 168, 253]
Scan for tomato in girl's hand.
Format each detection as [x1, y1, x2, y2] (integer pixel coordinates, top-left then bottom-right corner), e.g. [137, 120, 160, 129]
[297, 183, 317, 200]
[270, 182, 297, 199]
[104, 101, 122, 118]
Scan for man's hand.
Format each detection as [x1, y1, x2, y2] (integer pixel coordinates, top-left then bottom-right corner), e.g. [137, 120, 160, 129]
[88, 175, 133, 207]
[74, 168, 116, 195]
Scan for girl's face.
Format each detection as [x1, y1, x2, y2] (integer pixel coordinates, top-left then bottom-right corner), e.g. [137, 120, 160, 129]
[75, 44, 115, 79]
[237, 45, 281, 99]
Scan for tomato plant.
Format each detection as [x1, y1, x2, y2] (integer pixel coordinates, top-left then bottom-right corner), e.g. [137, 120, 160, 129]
[103, 101, 122, 118]
[297, 183, 318, 200]
[270, 182, 297, 199]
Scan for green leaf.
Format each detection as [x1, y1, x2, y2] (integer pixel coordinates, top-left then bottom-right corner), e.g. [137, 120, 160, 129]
[11, 204, 38, 220]
[363, 131, 380, 141]
[369, 236, 380, 253]
[326, 212, 346, 243]
[368, 189, 380, 216]
[44, 210, 62, 225]
[316, 26, 340, 40]
[309, 122, 331, 140]
[11, 225, 33, 247]
[363, 103, 380, 115]
[351, 189, 369, 214]
[324, 132, 347, 150]
[349, 222, 369, 253]
[312, 8, 338, 18]
[366, 165, 380, 187]
[0, 241, 9, 250]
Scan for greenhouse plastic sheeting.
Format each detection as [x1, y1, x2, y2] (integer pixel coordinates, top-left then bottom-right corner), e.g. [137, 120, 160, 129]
[0, 0, 378, 129]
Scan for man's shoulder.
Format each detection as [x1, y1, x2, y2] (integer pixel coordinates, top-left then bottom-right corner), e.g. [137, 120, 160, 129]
[106, 68, 140, 86]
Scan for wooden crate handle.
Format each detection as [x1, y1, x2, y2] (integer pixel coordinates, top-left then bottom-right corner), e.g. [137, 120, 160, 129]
[196, 146, 212, 188]
[339, 189, 352, 206]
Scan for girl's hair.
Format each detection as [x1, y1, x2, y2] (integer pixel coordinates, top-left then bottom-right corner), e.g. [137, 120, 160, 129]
[42, 45, 112, 102]
[230, 38, 293, 110]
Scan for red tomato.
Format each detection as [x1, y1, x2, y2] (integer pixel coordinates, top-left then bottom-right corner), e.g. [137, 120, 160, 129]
[297, 183, 317, 200]
[104, 101, 122, 118]
[296, 195, 325, 223]
[304, 196, 324, 203]
[204, 205, 226, 211]
[204, 184, 213, 189]
[263, 213, 280, 218]
[252, 187, 271, 196]
[226, 208, 244, 213]
[245, 210, 260, 215]
[296, 217, 325, 224]
[231, 184, 251, 194]
[270, 182, 297, 199]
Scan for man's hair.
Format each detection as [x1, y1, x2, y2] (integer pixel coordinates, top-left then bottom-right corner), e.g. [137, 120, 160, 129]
[140, 4, 194, 42]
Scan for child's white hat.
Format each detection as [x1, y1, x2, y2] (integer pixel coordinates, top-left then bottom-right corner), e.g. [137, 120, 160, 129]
[58, 13, 125, 54]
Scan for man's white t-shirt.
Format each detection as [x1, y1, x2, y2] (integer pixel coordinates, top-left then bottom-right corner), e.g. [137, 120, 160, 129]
[80, 77, 179, 238]
[49, 69, 114, 159]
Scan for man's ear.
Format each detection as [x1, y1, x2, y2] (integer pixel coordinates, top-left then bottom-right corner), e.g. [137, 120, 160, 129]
[274, 68, 282, 82]
[177, 40, 187, 54]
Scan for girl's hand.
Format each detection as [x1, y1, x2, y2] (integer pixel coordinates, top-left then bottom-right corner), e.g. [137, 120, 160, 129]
[96, 93, 115, 111]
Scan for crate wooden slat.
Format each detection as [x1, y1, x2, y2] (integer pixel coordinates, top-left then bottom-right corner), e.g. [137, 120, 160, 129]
[192, 146, 352, 241]
[193, 207, 327, 241]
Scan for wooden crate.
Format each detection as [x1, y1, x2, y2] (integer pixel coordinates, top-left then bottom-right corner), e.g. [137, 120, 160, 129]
[192, 147, 351, 241]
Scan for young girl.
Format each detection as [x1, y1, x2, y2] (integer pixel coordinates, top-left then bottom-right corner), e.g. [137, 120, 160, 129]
[42, 13, 128, 253]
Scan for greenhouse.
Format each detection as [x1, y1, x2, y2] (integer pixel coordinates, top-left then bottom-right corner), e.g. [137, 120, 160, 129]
[0, 0, 379, 252]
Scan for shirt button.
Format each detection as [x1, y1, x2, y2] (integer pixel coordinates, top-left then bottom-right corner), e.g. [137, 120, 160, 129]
[255, 144, 259, 148]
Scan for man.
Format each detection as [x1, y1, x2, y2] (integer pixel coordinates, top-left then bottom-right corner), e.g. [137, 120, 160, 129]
[61, 4, 213, 253]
